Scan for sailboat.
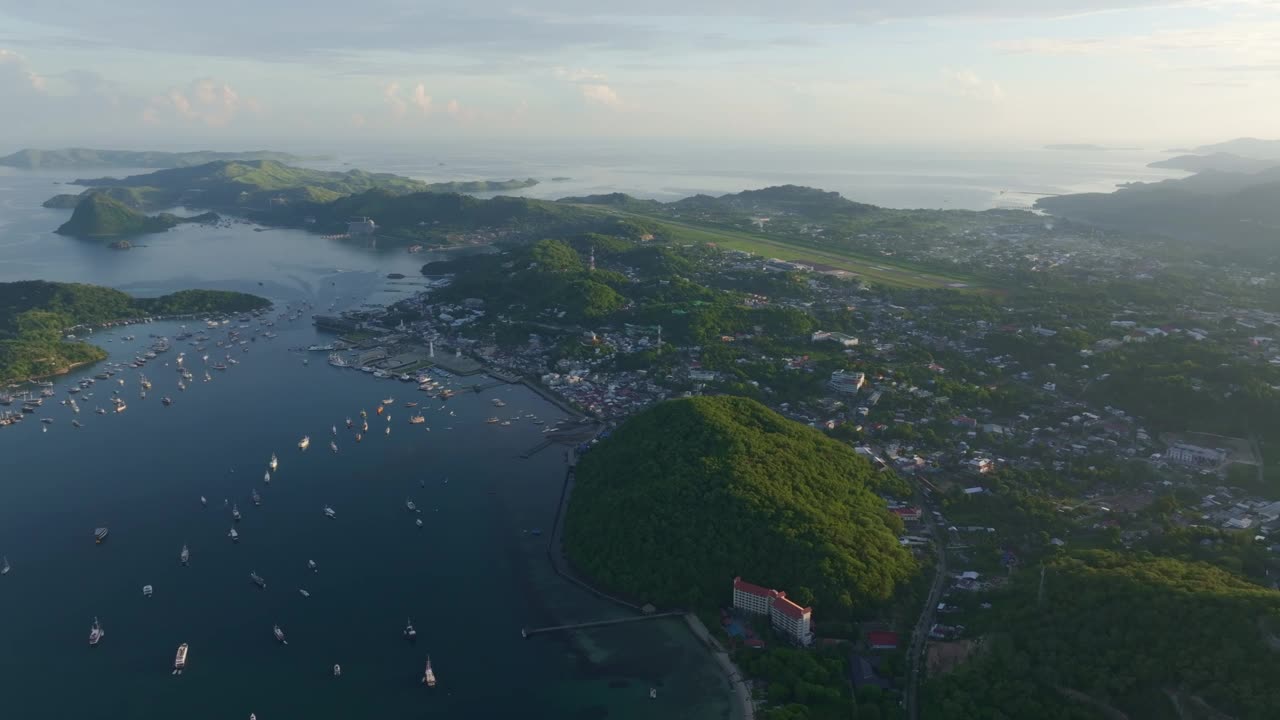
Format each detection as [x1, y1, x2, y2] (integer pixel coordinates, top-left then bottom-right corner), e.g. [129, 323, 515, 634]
[423, 657, 436, 687]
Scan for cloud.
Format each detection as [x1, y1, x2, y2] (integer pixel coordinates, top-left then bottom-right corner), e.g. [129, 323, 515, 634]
[411, 83, 432, 114]
[992, 22, 1280, 58]
[384, 81, 408, 119]
[0, 48, 46, 93]
[446, 99, 461, 115]
[580, 83, 621, 106]
[554, 67, 607, 83]
[942, 67, 1005, 102]
[144, 77, 255, 127]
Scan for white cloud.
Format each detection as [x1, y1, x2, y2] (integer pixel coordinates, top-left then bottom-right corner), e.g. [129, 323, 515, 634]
[144, 78, 254, 127]
[0, 48, 46, 93]
[942, 67, 1005, 102]
[383, 80, 408, 119]
[993, 22, 1280, 58]
[580, 83, 621, 106]
[446, 98, 461, 115]
[554, 66, 607, 83]
[411, 83, 432, 114]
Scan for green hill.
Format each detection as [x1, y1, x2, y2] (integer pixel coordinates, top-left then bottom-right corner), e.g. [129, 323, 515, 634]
[564, 396, 914, 613]
[54, 193, 215, 238]
[924, 550, 1280, 720]
[0, 281, 268, 381]
[1, 148, 313, 170]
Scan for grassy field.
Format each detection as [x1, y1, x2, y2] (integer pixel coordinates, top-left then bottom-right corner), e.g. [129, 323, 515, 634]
[591, 207, 984, 290]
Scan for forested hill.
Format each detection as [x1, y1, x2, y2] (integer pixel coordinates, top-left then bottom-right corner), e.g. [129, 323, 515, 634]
[54, 193, 216, 238]
[0, 281, 268, 381]
[561, 184, 879, 221]
[564, 396, 915, 613]
[924, 550, 1280, 720]
[0, 148, 313, 170]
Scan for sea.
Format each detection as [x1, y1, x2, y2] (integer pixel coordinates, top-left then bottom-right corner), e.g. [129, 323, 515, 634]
[0, 145, 1180, 719]
[0, 168, 733, 720]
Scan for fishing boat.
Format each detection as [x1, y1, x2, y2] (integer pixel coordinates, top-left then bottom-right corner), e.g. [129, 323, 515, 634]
[409, 414, 425, 424]
[251, 489, 261, 506]
[269, 453, 278, 471]
[89, 617, 104, 646]
[173, 643, 188, 675]
[307, 559, 318, 572]
[228, 528, 239, 542]
[142, 584, 154, 597]
[323, 506, 336, 519]
[298, 588, 311, 598]
[333, 664, 342, 677]
[273, 625, 288, 645]
[94, 527, 109, 544]
[404, 619, 416, 640]
[423, 657, 436, 687]
[250, 571, 266, 589]
[298, 436, 310, 451]
[180, 544, 190, 565]
[232, 504, 242, 521]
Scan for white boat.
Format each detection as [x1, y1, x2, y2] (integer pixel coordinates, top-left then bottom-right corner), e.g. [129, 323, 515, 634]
[382, 397, 395, 405]
[89, 617, 104, 646]
[269, 453, 278, 471]
[323, 506, 336, 519]
[298, 588, 311, 598]
[308, 559, 318, 572]
[404, 619, 416, 640]
[274, 624, 288, 645]
[263, 471, 271, 484]
[228, 528, 239, 542]
[180, 544, 190, 565]
[1, 556, 8, 575]
[331, 425, 337, 436]
[406, 498, 417, 512]
[423, 657, 436, 687]
[142, 584, 154, 597]
[250, 571, 266, 589]
[385, 426, 390, 435]
[330, 440, 338, 453]
[232, 504, 242, 521]
[333, 664, 342, 677]
[200, 496, 208, 507]
[299, 436, 310, 451]
[415, 518, 423, 528]
[173, 643, 188, 675]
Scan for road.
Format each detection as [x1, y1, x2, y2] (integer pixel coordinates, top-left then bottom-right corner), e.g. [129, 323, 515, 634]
[905, 502, 948, 720]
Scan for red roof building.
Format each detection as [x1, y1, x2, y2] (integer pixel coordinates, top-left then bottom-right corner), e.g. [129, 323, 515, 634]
[868, 631, 900, 650]
[732, 576, 813, 646]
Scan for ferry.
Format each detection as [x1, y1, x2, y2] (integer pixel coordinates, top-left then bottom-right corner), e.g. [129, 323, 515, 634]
[173, 643, 188, 675]
[274, 624, 288, 645]
[228, 528, 239, 542]
[250, 571, 266, 589]
[299, 435, 310, 451]
[323, 506, 336, 519]
[180, 544, 190, 566]
[409, 415, 426, 424]
[94, 527, 109, 544]
[89, 617, 104, 646]
[423, 657, 436, 687]
[269, 453, 278, 471]
[404, 619, 416, 640]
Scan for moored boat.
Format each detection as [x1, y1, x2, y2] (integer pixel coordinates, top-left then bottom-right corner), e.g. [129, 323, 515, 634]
[89, 617, 104, 646]
[180, 544, 190, 565]
[269, 453, 278, 471]
[274, 624, 288, 645]
[173, 643, 189, 675]
[228, 528, 239, 542]
[299, 436, 310, 451]
[404, 618, 416, 641]
[423, 657, 436, 687]
[94, 527, 109, 544]
[250, 571, 266, 589]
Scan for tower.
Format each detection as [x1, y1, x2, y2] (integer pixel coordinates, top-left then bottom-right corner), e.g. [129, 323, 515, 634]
[589, 246, 596, 272]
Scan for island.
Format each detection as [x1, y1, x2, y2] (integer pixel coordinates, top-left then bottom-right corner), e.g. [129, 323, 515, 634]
[419, 178, 538, 193]
[0, 280, 269, 382]
[1148, 152, 1278, 174]
[564, 396, 915, 612]
[55, 192, 218, 238]
[1043, 143, 1110, 151]
[0, 147, 318, 170]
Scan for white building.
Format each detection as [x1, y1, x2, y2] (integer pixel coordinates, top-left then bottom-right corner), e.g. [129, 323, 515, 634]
[732, 577, 813, 645]
[1166, 443, 1227, 468]
[811, 331, 860, 348]
[828, 370, 866, 394]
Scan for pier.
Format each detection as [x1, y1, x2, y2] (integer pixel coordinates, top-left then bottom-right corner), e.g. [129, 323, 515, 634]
[521, 611, 685, 638]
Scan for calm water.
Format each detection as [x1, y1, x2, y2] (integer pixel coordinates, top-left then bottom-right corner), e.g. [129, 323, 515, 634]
[0, 168, 733, 720]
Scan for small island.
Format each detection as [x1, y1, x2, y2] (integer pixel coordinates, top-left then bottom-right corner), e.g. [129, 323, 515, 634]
[0, 147, 318, 170]
[421, 178, 539, 193]
[55, 192, 218, 239]
[0, 280, 270, 382]
[1044, 143, 1110, 151]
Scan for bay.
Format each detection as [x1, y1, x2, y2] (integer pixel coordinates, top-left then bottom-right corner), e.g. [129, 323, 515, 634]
[0, 167, 735, 720]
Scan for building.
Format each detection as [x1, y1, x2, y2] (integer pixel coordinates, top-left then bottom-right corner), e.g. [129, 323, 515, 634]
[867, 631, 900, 650]
[828, 370, 866, 394]
[812, 331, 859, 348]
[890, 506, 923, 522]
[1166, 443, 1228, 468]
[732, 577, 813, 645]
[348, 217, 376, 236]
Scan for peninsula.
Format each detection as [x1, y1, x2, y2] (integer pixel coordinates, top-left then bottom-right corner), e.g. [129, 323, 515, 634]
[0, 281, 269, 382]
[1, 147, 316, 170]
[55, 193, 217, 238]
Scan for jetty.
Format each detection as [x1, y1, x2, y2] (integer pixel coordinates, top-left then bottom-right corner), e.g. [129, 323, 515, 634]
[521, 611, 685, 638]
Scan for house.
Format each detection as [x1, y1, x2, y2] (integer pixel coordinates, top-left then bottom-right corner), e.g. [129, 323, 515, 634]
[731, 577, 813, 645]
[891, 506, 923, 521]
[867, 631, 900, 650]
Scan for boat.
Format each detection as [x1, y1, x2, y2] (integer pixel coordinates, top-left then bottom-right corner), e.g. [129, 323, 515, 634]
[405, 402, 418, 408]
[142, 584, 154, 597]
[650, 688, 658, 699]
[491, 399, 506, 407]
[94, 527, 109, 544]
[362, 421, 369, 432]
[251, 489, 261, 506]
[40, 417, 53, 425]
[359, 410, 367, 419]
[269, 453, 278, 471]
[228, 528, 239, 542]
[406, 498, 417, 512]
[486, 417, 500, 424]
[328, 353, 348, 368]
[409, 415, 425, 424]
[385, 426, 390, 435]
[200, 496, 208, 507]
[232, 504, 242, 521]
[307, 559, 318, 572]
[274, 624, 288, 645]
[333, 664, 342, 678]
[140, 375, 152, 390]
[423, 657, 436, 687]
[346, 417, 353, 428]
[114, 401, 126, 413]
[331, 425, 337, 436]
[299, 436, 310, 451]
[1, 556, 9, 575]
[72, 419, 82, 428]
[95, 407, 106, 415]
[330, 440, 338, 453]
[298, 588, 311, 598]
[382, 398, 395, 405]
[376, 406, 384, 416]
[89, 617, 104, 646]
[404, 619, 416, 640]
[173, 643, 188, 675]
[250, 571, 266, 589]
[323, 506, 336, 519]
[180, 544, 190, 565]
[263, 471, 271, 484]
[355, 433, 362, 442]
[162, 396, 173, 406]
[415, 518, 423, 528]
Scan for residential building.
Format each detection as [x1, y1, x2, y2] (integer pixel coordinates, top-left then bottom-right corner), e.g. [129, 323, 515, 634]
[1166, 443, 1228, 467]
[828, 370, 866, 394]
[867, 631, 899, 650]
[731, 577, 813, 645]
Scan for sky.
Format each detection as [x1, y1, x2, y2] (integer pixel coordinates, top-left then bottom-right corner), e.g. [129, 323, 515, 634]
[1, 0, 1278, 150]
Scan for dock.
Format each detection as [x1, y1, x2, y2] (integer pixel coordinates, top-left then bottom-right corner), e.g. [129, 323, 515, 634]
[521, 611, 685, 638]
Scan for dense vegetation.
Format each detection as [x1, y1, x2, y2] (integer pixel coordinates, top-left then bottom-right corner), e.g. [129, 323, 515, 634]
[0, 281, 268, 381]
[564, 396, 915, 613]
[54, 193, 216, 238]
[420, 178, 538, 193]
[923, 550, 1280, 720]
[0, 147, 311, 169]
